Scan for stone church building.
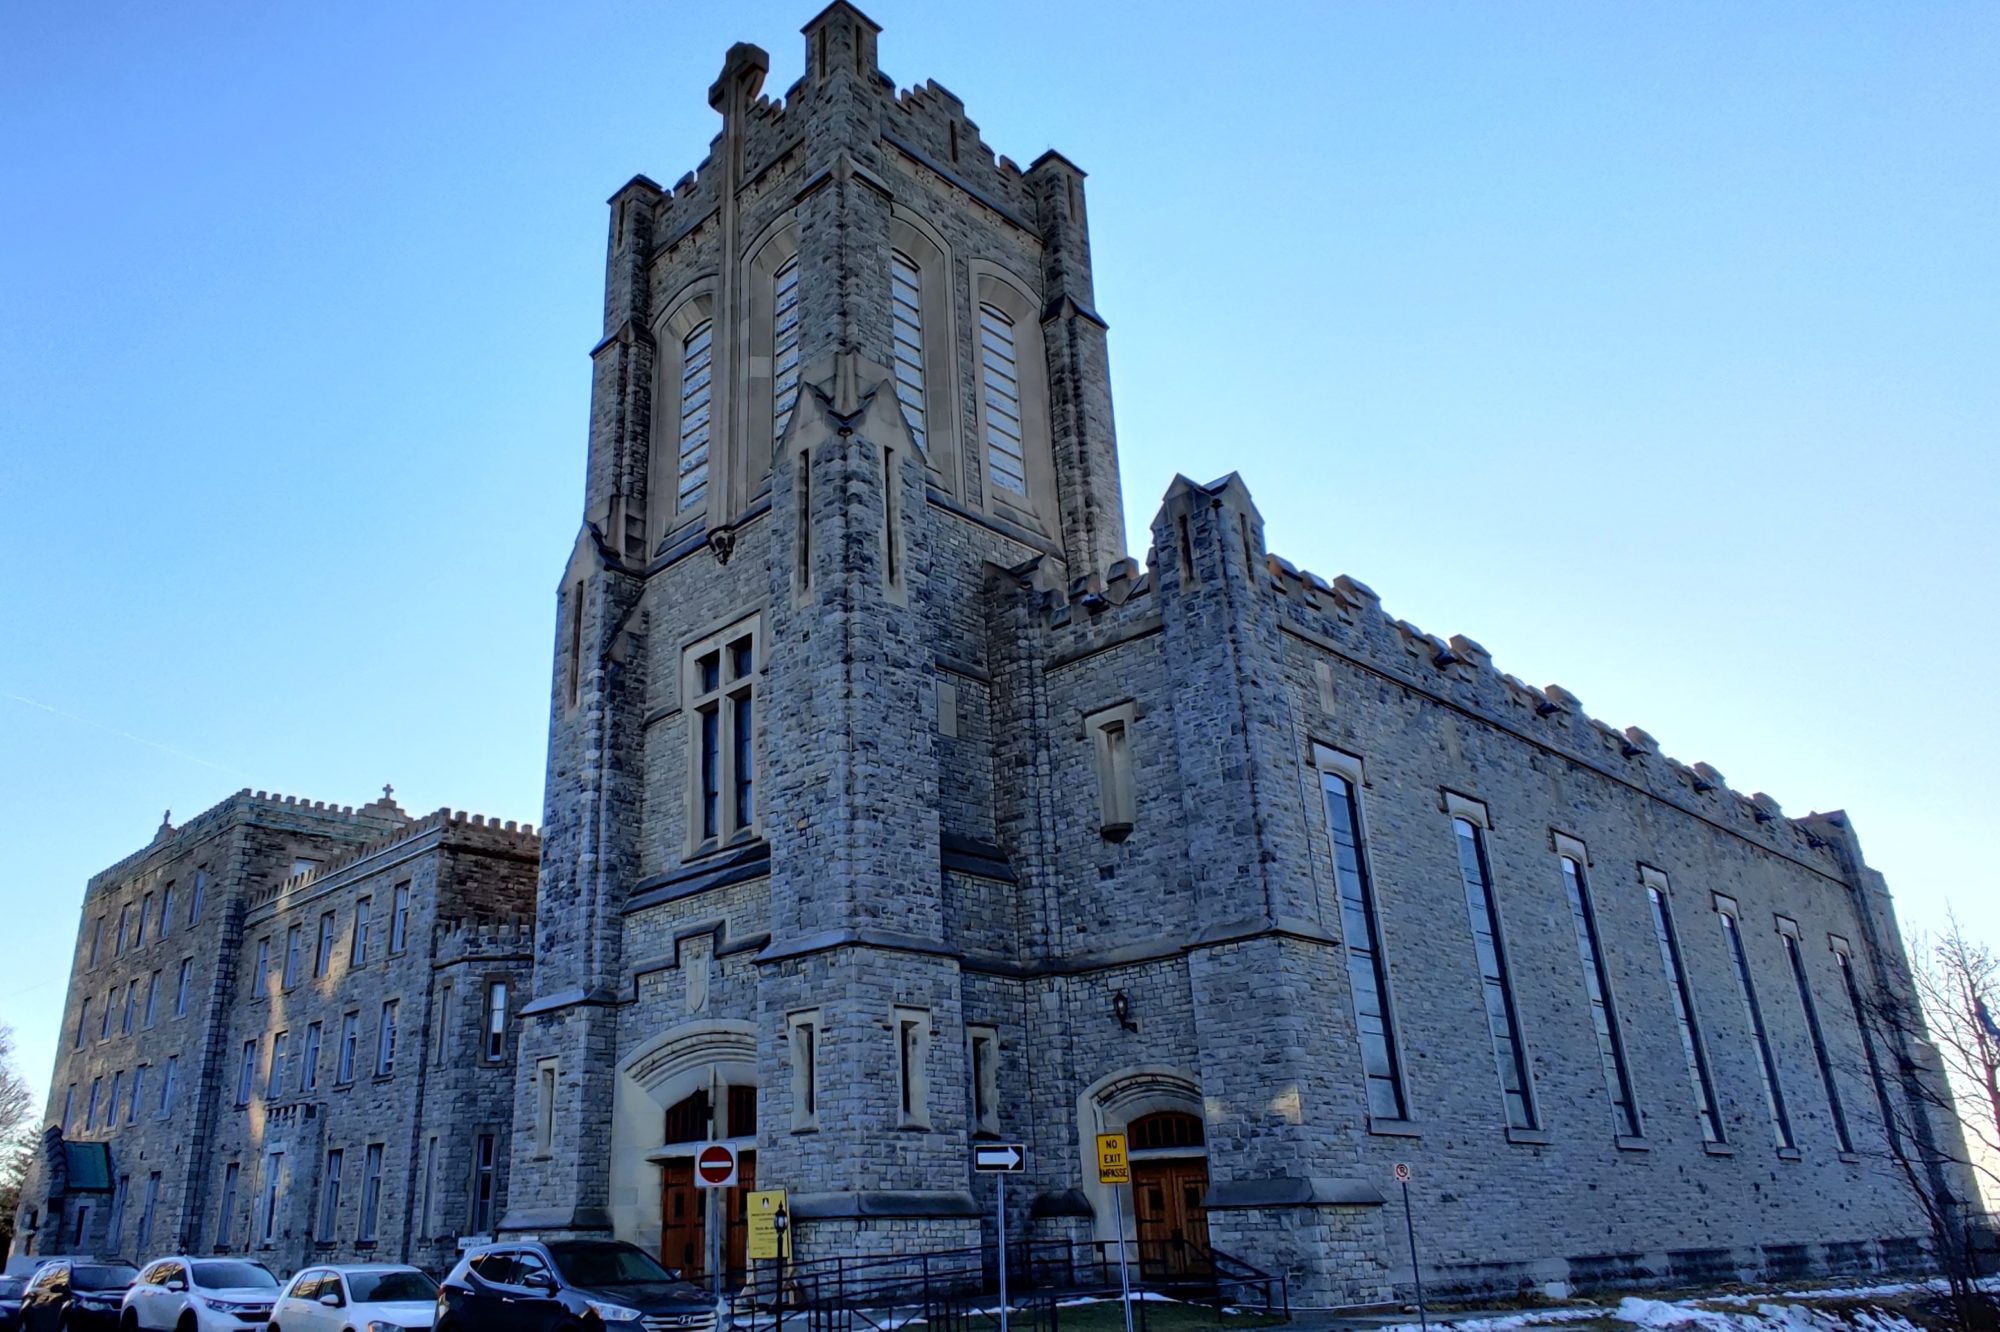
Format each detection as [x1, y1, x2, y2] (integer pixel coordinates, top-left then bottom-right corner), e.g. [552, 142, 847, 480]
[12, 2, 1974, 1307]
[501, 2, 1972, 1305]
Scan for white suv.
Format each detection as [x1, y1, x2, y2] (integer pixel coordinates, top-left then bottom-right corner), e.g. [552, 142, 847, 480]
[121, 1257, 281, 1331]
[270, 1265, 438, 1332]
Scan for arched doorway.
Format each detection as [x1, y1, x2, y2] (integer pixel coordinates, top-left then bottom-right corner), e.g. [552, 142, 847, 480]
[1128, 1111, 1210, 1278]
[658, 1085, 758, 1284]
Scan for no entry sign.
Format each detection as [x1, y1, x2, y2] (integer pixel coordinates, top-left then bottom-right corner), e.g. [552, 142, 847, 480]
[695, 1143, 739, 1188]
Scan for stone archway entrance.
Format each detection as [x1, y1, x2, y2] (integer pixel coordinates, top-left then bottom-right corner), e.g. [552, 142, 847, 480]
[658, 1085, 758, 1283]
[1128, 1111, 1210, 1278]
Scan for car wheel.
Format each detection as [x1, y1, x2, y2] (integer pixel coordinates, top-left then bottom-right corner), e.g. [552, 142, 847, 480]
[121, 1314, 139, 1332]
[176, 1314, 199, 1332]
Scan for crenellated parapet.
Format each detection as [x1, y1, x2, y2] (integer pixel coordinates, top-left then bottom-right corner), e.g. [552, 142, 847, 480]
[84, 787, 410, 898]
[435, 914, 536, 966]
[1249, 533, 1848, 874]
[248, 807, 540, 913]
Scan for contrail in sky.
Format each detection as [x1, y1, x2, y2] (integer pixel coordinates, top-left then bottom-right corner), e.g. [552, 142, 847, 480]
[4, 691, 243, 776]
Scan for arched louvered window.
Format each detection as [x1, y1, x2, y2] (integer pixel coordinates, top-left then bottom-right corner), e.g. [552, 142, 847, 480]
[677, 321, 714, 512]
[772, 256, 803, 442]
[889, 250, 926, 449]
[978, 302, 1027, 496]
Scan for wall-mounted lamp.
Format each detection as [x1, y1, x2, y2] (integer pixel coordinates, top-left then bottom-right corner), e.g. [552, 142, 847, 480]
[1113, 990, 1138, 1032]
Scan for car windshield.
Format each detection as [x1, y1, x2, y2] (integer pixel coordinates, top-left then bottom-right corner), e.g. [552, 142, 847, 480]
[546, 1241, 678, 1289]
[192, 1261, 278, 1290]
[74, 1266, 139, 1291]
[349, 1271, 438, 1303]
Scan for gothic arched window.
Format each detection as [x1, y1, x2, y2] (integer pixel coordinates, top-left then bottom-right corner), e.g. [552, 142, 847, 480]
[677, 320, 714, 513]
[889, 250, 927, 450]
[978, 301, 1027, 497]
[772, 255, 803, 442]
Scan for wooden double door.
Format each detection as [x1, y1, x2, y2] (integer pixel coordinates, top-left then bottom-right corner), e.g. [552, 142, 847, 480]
[1132, 1159, 1211, 1278]
[660, 1151, 756, 1284]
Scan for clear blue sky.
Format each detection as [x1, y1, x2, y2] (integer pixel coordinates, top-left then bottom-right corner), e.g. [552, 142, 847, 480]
[3, 1, 1996, 1105]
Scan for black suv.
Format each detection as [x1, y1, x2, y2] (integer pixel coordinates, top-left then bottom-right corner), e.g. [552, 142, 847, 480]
[16, 1262, 139, 1332]
[437, 1240, 718, 1332]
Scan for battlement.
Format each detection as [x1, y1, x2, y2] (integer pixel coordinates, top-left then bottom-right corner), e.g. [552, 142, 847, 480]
[86, 786, 409, 895]
[248, 807, 540, 913]
[434, 914, 536, 964]
[1251, 540, 1845, 871]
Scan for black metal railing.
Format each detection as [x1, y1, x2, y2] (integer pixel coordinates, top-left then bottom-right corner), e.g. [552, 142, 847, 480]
[723, 1236, 1287, 1332]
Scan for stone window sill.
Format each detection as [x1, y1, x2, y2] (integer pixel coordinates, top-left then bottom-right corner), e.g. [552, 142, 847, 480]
[1367, 1117, 1422, 1139]
[1702, 1141, 1736, 1157]
[1614, 1135, 1650, 1152]
[791, 1125, 819, 1136]
[1838, 1151, 1862, 1164]
[1505, 1127, 1552, 1146]
[1777, 1146, 1803, 1162]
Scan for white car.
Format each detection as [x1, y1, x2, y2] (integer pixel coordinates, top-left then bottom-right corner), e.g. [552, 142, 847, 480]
[270, 1266, 438, 1332]
[120, 1258, 280, 1330]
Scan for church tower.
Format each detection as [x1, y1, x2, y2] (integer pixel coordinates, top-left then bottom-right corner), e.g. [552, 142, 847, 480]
[506, 2, 1127, 1257]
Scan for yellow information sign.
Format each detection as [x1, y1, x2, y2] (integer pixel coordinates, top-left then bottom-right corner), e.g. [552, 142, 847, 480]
[746, 1188, 790, 1260]
[1096, 1132, 1130, 1185]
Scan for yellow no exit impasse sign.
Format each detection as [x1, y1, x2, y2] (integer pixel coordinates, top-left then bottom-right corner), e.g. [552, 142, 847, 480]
[1096, 1132, 1130, 1184]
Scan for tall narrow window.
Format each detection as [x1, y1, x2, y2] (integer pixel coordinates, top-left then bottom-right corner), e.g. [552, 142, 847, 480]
[61, 1085, 74, 1133]
[215, 1162, 240, 1249]
[127, 1066, 144, 1124]
[76, 999, 89, 1050]
[789, 1011, 819, 1130]
[282, 924, 302, 989]
[1719, 902, 1793, 1148]
[471, 1135, 497, 1233]
[567, 581, 586, 708]
[137, 1173, 160, 1249]
[337, 1014, 359, 1084]
[687, 623, 759, 849]
[175, 958, 193, 1017]
[136, 894, 152, 947]
[100, 989, 113, 1040]
[969, 1027, 1000, 1136]
[1649, 880, 1723, 1143]
[895, 1006, 931, 1129]
[107, 1176, 129, 1248]
[376, 1000, 398, 1076]
[269, 1031, 289, 1099]
[159, 884, 174, 938]
[302, 1022, 322, 1092]
[189, 870, 207, 925]
[359, 1143, 384, 1242]
[158, 1056, 177, 1118]
[260, 1153, 284, 1245]
[253, 937, 271, 995]
[1454, 815, 1535, 1130]
[436, 982, 453, 1061]
[485, 981, 508, 1062]
[87, 1078, 102, 1130]
[116, 903, 130, 956]
[109, 1071, 125, 1129]
[772, 257, 803, 442]
[1319, 763, 1406, 1121]
[1835, 945, 1901, 1152]
[978, 302, 1027, 496]
[237, 1041, 257, 1105]
[314, 912, 336, 977]
[88, 916, 103, 968]
[1087, 705, 1139, 837]
[420, 1137, 440, 1237]
[143, 971, 159, 1028]
[122, 982, 137, 1035]
[677, 320, 714, 511]
[1784, 929, 1852, 1152]
[391, 883, 411, 954]
[1560, 852, 1639, 1138]
[353, 898, 372, 966]
[535, 1062, 558, 1157]
[889, 250, 926, 449]
[318, 1149, 344, 1240]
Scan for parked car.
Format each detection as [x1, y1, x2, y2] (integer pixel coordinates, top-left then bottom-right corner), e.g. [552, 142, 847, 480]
[17, 1261, 139, 1331]
[119, 1258, 279, 1331]
[270, 1265, 438, 1332]
[1, 1274, 30, 1332]
[436, 1240, 718, 1332]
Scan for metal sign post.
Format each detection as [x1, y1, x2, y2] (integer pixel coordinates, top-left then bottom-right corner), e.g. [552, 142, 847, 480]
[694, 1144, 740, 1305]
[1394, 1162, 1427, 1331]
[1096, 1134, 1134, 1332]
[972, 1144, 1028, 1332]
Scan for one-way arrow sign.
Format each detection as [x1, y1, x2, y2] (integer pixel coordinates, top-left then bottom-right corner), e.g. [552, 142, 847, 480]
[973, 1143, 1027, 1173]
